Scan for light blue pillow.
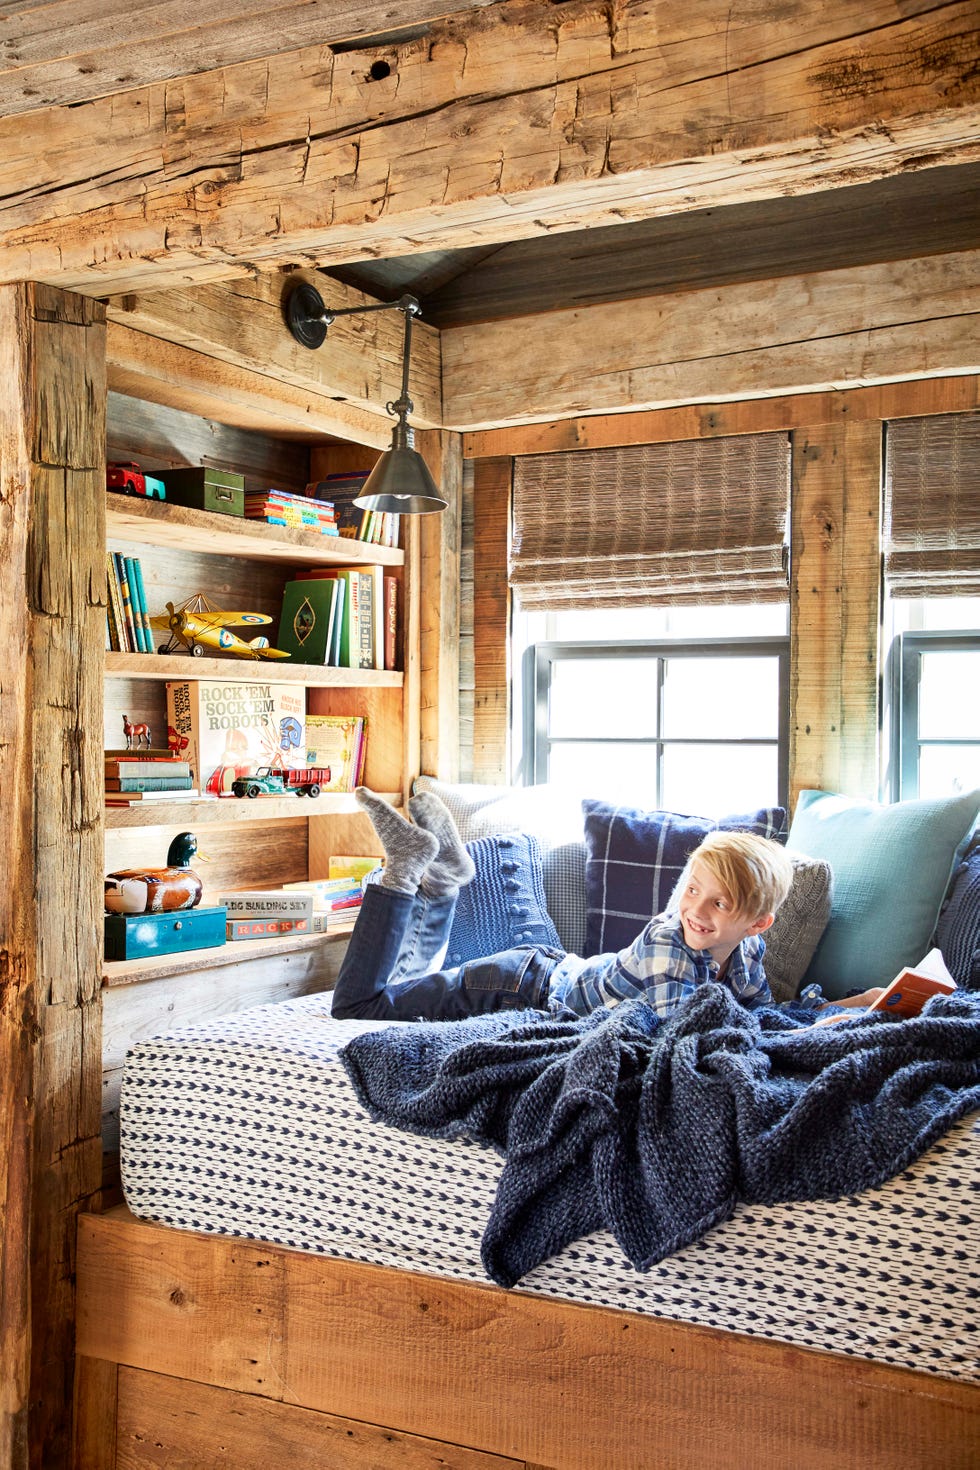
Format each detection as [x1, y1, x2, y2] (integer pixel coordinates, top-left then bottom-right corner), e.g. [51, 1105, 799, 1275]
[444, 832, 563, 967]
[789, 789, 980, 997]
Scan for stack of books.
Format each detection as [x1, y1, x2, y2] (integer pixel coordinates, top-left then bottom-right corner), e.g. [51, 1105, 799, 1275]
[219, 876, 367, 939]
[305, 475, 401, 548]
[281, 874, 368, 932]
[219, 888, 315, 941]
[106, 551, 155, 654]
[243, 488, 339, 536]
[104, 749, 199, 806]
[277, 567, 397, 670]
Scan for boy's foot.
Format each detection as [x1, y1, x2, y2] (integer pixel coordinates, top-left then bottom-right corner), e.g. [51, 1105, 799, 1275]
[407, 791, 476, 897]
[355, 788, 437, 894]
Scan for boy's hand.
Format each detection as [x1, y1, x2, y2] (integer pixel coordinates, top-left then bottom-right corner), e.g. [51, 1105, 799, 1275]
[820, 988, 885, 1010]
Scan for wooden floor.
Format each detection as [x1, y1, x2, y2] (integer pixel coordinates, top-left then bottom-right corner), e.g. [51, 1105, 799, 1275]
[74, 1207, 980, 1470]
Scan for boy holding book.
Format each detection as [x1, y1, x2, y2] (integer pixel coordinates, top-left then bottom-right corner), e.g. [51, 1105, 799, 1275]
[331, 790, 881, 1023]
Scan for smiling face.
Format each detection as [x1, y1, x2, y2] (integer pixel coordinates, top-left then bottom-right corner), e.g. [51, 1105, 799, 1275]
[678, 857, 773, 966]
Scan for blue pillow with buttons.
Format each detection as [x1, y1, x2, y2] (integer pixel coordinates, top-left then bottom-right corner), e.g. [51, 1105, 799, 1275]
[444, 831, 563, 966]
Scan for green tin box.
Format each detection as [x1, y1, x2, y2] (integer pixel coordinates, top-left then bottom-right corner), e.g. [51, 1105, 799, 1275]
[161, 467, 245, 517]
[104, 906, 228, 960]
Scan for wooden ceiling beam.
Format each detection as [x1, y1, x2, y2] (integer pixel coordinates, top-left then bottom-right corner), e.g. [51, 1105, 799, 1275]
[441, 249, 980, 430]
[0, 2, 499, 117]
[106, 269, 442, 429]
[1, 0, 977, 296]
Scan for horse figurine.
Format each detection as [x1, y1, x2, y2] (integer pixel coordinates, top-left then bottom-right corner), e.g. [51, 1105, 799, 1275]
[122, 714, 152, 749]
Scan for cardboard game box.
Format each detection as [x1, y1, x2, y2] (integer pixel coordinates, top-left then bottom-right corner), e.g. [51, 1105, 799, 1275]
[166, 680, 306, 795]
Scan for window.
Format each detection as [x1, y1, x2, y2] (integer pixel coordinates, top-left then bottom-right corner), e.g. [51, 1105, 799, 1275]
[891, 627, 980, 800]
[523, 629, 789, 818]
[882, 412, 980, 800]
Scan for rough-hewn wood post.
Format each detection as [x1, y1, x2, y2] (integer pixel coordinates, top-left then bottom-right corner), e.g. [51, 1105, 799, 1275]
[0, 283, 106, 1468]
[418, 428, 462, 782]
[790, 416, 883, 806]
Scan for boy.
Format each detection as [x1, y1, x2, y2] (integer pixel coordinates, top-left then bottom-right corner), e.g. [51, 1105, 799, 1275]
[331, 789, 875, 1023]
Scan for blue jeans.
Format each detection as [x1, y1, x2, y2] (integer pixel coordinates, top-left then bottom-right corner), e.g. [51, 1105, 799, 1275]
[331, 882, 565, 1022]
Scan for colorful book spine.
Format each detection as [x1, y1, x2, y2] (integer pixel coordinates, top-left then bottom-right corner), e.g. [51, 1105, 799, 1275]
[104, 775, 195, 792]
[225, 917, 311, 940]
[384, 574, 398, 671]
[124, 556, 146, 652]
[105, 551, 125, 651]
[129, 557, 155, 652]
[113, 552, 139, 653]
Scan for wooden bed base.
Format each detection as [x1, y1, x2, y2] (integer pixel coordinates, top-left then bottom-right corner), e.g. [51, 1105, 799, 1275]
[74, 1207, 979, 1470]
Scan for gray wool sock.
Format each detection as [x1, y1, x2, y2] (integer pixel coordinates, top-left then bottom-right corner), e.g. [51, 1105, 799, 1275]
[408, 791, 476, 898]
[355, 788, 437, 894]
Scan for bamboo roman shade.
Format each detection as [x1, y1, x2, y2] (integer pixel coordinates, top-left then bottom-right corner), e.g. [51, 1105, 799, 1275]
[884, 411, 980, 597]
[510, 434, 790, 610]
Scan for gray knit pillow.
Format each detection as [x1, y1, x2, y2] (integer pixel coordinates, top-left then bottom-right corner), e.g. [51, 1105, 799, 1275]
[762, 852, 834, 1003]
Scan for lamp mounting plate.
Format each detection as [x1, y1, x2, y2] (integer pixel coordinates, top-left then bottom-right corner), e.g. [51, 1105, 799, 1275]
[285, 282, 330, 350]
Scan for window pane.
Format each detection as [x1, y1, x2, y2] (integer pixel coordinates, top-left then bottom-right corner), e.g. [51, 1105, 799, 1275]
[662, 743, 780, 818]
[918, 745, 980, 799]
[549, 659, 659, 739]
[918, 651, 980, 738]
[663, 658, 779, 739]
[547, 741, 660, 806]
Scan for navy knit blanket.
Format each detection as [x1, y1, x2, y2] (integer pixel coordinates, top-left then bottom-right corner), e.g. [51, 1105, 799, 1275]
[338, 987, 980, 1287]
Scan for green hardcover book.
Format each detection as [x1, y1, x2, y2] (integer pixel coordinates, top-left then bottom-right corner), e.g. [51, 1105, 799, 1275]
[277, 577, 338, 664]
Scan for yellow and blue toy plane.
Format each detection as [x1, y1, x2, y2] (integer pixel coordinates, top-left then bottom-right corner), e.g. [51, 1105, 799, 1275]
[150, 594, 290, 660]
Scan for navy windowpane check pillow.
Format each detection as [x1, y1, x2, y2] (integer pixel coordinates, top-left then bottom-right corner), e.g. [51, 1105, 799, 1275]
[935, 841, 980, 989]
[582, 799, 788, 957]
[444, 831, 563, 967]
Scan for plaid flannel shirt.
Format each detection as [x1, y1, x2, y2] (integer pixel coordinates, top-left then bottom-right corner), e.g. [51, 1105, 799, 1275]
[548, 912, 772, 1018]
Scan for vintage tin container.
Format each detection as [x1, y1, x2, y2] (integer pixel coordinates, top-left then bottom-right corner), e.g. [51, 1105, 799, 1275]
[161, 467, 245, 516]
[104, 906, 228, 960]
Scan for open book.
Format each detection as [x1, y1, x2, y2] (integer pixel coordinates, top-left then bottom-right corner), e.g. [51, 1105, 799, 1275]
[866, 947, 957, 1019]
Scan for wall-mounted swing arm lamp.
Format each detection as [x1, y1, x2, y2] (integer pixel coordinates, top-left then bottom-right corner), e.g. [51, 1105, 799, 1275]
[284, 280, 447, 515]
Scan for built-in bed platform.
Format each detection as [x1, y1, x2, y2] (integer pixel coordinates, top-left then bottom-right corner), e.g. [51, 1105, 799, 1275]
[74, 996, 980, 1468]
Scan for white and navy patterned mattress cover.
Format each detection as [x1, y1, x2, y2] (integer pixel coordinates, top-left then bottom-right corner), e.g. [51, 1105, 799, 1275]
[120, 993, 980, 1382]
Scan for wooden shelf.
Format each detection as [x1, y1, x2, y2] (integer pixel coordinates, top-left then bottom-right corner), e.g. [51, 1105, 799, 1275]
[102, 924, 356, 988]
[105, 650, 403, 687]
[106, 492, 404, 567]
[105, 791, 400, 827]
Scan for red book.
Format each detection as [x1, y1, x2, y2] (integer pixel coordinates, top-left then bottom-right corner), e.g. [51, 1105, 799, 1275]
[384, 574, 398, 671]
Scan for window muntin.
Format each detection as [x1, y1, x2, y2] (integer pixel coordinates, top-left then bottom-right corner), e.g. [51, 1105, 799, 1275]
[892, 629, 980, 799]
[525, 636, 788, 817]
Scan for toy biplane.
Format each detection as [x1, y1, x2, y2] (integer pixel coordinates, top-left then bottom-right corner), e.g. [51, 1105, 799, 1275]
[150, 594, 290, 660]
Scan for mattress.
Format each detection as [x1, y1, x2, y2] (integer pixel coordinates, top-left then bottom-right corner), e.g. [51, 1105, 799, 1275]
[120, 992, 980, 1382]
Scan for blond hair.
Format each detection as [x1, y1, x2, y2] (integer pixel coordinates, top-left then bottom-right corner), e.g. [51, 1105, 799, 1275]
[684, 830, 793, 919]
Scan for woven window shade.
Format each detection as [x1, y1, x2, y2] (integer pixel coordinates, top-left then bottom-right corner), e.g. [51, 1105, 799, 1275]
[510, 434, 790, 610]
[884, 411, 980, 597]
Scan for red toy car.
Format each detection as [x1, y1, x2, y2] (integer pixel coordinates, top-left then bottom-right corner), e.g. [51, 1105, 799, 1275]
[106, 462, 166, 499]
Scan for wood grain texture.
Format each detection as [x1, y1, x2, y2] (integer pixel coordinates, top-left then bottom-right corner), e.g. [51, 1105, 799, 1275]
[76, 1209, 980, 1470]
[0, 284, 106, 1470]
[443, 250, 980, 430]
[418, 428, 462, 781]
[3, 0, 977, 295]
[0, 1, 500, 115]
[72, 1355, 117, 1470]
[108, 323, 394, 448]
[108, 271, 442, 431]
[114, 1365, 528, 1470]
[462, 376, 980, 460]
[790, 419, 883, 803]
[470, 459, 511, 782]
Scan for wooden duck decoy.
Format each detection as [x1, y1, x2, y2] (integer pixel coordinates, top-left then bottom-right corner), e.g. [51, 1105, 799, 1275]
[104, 831, 203, 915]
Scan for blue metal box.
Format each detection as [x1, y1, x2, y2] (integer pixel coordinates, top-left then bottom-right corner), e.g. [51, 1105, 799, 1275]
[104, 906, 227, 960]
